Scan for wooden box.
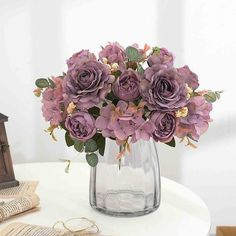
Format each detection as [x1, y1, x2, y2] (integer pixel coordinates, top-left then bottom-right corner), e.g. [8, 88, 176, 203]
[0, 113, 19, 189]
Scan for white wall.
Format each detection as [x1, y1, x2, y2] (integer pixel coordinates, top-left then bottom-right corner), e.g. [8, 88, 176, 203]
[181, 0, 236, 232]
[157, 0, 236, 233]
[0, 0, 236, 233]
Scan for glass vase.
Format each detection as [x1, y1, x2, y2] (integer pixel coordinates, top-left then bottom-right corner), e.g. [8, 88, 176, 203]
[89, 139, 161, 217]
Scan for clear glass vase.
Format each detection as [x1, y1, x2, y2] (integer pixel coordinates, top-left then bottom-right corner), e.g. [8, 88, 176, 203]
[89, 139, 161, 217]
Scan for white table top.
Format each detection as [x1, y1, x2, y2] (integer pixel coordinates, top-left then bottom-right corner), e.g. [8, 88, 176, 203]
[0, 162, 210, 236]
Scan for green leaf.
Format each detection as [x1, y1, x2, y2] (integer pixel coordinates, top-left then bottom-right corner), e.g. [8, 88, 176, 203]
[86, 153, 98, 167]
[152, 46, 160, 54]
[105, 91, 117, 101]
[112, 70, 122, 78]
[215, 92, 221, 100]
[85, 139, 98, 152]
[60, 122, 66, 130]
[35, 78, 49, 88]
[65, 132, 74, 147]
[125, 46, 142, 62]
[215, 90, 223, 100]
[48, 78, 56, 89]
[97, 136, 106, 156]
[165, 137, 176, 147]
[105, 91, 119, 105]
[74, 140, 84, 152]
[204, 91, 217, 103]
[92, 133, 106, 156]
[88, 107, 100, 118]
[137, 64, 145, 74]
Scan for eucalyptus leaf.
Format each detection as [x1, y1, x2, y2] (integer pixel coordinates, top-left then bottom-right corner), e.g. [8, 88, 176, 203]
[65, 132, 74, 147]
[74, 140, 84, 152]
[97, 135, 106, 156]
[112, 70, 122, 78]
[204, 91, 217, 103]
[165, 137, 176, 147]
[215, 92, 221, 100]
[60, 122, 66, 130]
[86, 153, 98, 167]
[125, 46, 142, 62]
[48, 78, 56, 89]
[105, 91, 119, 105]
[85, 139, 98, 152]
[152, 46, 160, 54]
[88, 107, 100, 118]
[105, 91, 117, 101]
[215, 90, 223, 100]
[137, 64, 145, 74]
[92, 133, 106, 156]
[35, 78, 49, 88]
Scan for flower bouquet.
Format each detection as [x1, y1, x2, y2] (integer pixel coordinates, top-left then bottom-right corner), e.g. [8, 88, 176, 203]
[34, 42, 221, 167]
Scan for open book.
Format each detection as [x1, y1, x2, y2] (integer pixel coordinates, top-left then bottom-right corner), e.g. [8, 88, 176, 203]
[0, 194, 39, 222]
[0, 222, 107, 236]
[0, 223, 65, 236]
[0, 181, 38, 199]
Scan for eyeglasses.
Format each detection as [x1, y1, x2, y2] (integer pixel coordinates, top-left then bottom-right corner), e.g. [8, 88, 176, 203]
[53, 217, 99, 235]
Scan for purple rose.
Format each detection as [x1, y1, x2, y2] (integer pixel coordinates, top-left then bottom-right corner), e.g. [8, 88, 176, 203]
[67, 50, 96, 69]
[141, 65, 187, 111]
[147, 48, 174, 68]
[175, 96, 212, 141]
[177, 65, 199, 90]
[63, 59, 114, 109]
[99, 42, 126, 70]
[113, 69, 140, 101]
[65, 111, 96, 141]
[151, 112, 176, 143]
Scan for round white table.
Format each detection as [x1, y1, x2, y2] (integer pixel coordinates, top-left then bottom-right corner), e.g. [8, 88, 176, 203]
[0, 163, 211, 236]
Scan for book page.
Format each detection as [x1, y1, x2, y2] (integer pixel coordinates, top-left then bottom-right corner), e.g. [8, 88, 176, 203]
[0, 222, 111, 236]
[0, 194, 40, 222]
[0, 223, 65, 236]
[0, 182, 38, 199]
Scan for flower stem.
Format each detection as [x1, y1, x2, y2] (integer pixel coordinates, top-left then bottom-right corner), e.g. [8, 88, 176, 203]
[118, 145, 122, 171]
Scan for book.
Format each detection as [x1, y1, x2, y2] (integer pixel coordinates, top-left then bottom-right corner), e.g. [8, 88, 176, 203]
[0, 223, 65, 236]
[0, 181, 38, 199]
[0, 222, 107, 236]
[0, 194, 39, 222]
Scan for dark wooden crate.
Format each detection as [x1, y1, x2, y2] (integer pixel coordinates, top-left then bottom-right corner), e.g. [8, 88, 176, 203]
[0, 113, 19, 189]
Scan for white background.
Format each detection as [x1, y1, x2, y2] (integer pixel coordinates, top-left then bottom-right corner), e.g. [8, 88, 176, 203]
[0, 0, 236, 234]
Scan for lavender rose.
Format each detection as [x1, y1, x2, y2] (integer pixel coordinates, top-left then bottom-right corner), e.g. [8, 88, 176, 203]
[63, 59, 114, 109]
[141, 65, 187, 111]
[177, 65, 199, 90]
[113, 69, 140, 101]
[147, 48, 174, 68]
[151, 112, 176, 143]
[67, 50, 96, 69]
[175, 96, 212, 141]
[65, 111, 96, 141]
